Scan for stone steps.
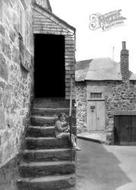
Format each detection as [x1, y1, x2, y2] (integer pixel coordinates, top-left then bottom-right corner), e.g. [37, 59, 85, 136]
[26, 126, 55, 137]
[32, 107, 70, 116]
[17, 174, 76, 190]
[31, 116, 57, 126]
[25, 137, 71, 150]
[22, 148, 76, 162]
[19, 161, 76, 178]
[18, 99, 76, 190]
[33, 98, 70, 108]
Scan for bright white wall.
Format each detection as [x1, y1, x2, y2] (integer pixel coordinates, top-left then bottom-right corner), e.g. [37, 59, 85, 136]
[50, 0, 136, 73]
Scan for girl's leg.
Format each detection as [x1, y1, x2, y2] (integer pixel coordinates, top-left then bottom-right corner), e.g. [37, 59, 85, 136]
[58, 133, 76, 147]
[57, 133, 81, 150]
[71, 134, 77, 147]
[71, 134, 81, 151]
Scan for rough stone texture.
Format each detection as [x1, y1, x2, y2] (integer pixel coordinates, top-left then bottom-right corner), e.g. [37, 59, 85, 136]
[75, 83, 87, 132]
[76, 80, 136, 143]
[0, 53, 8, 81]
[0, 0, 33, 172]
[120, 42, 129, 81]
[105, 82, 136, 143]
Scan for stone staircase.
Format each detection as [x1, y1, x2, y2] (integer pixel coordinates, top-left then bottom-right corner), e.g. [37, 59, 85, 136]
[17, 99, 76, 190]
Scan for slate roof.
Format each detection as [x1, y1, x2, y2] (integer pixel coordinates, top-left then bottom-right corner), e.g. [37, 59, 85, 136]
[75, 58, 136, 81]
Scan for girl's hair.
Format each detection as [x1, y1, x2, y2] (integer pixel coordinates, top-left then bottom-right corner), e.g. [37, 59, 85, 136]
[58, 113, 66, 119]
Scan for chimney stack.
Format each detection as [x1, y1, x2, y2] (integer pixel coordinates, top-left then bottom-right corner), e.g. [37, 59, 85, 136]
[120, 41, 129, 81]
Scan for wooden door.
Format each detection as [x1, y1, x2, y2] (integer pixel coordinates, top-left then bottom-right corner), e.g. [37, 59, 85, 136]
[87, 101, 105, 131]
[131, 116, 136, 144]
[114, 115, 136, 145]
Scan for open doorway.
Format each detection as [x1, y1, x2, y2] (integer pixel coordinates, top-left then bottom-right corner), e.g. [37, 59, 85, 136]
[34, 34, 65, 98]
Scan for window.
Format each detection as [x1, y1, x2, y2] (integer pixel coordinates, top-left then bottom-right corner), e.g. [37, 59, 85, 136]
[90, 92, 102, 99]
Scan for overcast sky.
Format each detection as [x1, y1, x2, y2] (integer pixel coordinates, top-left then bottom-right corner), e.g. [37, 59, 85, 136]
[50, 0, 136, 72]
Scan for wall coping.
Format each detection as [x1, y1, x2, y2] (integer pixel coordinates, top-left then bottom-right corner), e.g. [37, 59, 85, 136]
[114, 111, 136, 115]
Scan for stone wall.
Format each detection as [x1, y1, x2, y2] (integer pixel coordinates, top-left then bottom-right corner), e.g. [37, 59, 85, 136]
[33, 3, 75, 99]
[76, 80, 136, 143]
[75, 83, 87, 132]
[76, 81, 122, 133]
[105, 81, 136, 143]
[0, 0, 33, 167]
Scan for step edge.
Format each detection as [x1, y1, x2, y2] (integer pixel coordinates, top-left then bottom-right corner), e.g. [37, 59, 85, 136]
[31, 116, 57, 119]
[23, 148, 74, 153]
[27, 126, 55, 130]
[32, 108, 70, 110]
[17, 174, 76, 183]
[20, 161, 76, 167]
[25, 137, 57, 140]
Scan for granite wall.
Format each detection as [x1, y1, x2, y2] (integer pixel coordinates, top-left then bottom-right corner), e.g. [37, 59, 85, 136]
[105, 82, 136, 143]
[75, 83, 87, 132]
[0, 0, 33, 168]
[76, 80, 136, 143]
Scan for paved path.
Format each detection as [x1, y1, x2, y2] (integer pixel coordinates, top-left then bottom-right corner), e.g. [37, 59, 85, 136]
[71, 139, 136, 190]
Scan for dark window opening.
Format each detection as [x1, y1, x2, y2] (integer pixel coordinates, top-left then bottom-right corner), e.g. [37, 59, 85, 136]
[34, 34, 65, 98]
[90, 92, 102, 99]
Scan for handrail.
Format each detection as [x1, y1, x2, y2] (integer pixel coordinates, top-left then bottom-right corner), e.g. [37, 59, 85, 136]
[69, 74, 73, 142]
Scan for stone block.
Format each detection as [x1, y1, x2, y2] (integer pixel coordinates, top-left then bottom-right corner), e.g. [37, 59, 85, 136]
[12, 46, 19, 63]
[2, 131, 11, 144]
[0, 107, 5, 129]
[6, 118, 14, 129]
[0, 24, 5, 37]
[0, 53, 8, 81]
[0, 149, 2, 164]
[0, 1, 3, 22]
[0, 81, 5, 89]
[2, 39, 11, 59]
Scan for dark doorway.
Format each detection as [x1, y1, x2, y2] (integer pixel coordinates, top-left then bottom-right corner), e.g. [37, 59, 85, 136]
[114, 115, 136, 145]
[34, 34, 65, 98]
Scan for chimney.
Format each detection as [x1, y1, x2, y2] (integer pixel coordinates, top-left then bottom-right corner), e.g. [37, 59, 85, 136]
[120, 41, 129, 81]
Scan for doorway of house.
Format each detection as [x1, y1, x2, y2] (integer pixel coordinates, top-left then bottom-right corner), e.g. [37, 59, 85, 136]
[34, 34, 65, 98]
[87, 100, 105, 132]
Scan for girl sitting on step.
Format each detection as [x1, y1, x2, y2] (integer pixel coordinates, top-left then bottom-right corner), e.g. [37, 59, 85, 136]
[55, 113, 80, 151]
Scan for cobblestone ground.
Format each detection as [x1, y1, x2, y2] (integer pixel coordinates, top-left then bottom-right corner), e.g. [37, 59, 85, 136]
[69, 139, 136, 190]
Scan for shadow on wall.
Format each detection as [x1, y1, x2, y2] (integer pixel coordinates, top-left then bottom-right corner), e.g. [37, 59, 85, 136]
[75, 140, 131, 190]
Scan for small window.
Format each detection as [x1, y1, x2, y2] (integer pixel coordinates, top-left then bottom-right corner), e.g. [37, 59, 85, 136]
[90, 92, 102, 99]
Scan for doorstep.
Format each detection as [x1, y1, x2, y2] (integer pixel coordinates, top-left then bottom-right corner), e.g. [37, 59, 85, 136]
[77, 132, 106, 144]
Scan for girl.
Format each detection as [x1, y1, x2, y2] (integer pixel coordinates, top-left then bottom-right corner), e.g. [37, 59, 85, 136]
[55, 113, 80, 151]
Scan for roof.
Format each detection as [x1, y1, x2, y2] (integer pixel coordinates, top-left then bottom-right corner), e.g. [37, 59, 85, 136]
[75, 58, 136, 81]
[34, 0, 52, 12]
[33, 2, 75, 32]
[46, 0, 52, 12]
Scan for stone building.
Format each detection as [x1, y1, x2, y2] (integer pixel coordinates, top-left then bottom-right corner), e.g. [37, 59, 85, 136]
[0, 0, 33, 186]
[0, 0, 76, 189]
[76, 42, 136, 145]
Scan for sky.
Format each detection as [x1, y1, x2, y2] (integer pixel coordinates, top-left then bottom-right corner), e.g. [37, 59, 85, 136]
[50, 0, 136, 72]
